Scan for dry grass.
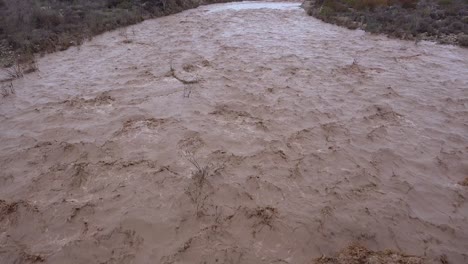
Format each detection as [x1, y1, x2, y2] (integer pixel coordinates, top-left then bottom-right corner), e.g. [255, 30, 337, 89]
[184, 154, 212, 217]
[0, 0, 238, 67]
[307, 0, 468, 46]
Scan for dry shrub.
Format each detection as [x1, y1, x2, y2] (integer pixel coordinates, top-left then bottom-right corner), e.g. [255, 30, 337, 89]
[32, 8, 63, 29]
[0, 0, 239, 65]
[354, 0, 389, 10]
[459, 177, 468, 186]
[1, 53, 38, 80]
[1, 82, 15, 97]
[184, 154, 213, 217]
[246, 206, 278, 229]
[438, 0, 453, 5]
[398, 0, 419, 8]
[307, 0, 466, 46]
[3, 62, 23, 80]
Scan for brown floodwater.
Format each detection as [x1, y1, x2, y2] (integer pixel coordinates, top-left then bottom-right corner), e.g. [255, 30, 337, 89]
[1, 2, 467, 263]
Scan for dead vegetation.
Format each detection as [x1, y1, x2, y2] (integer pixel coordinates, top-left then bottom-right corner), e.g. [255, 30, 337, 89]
[0, 0, 237, 67]
[119, 28, 133, 44]
[184, 154, 213, 217]
[169, 62, 200, 84]
[459, 177, 468, 186]
[314, 244, 424, 264]
[20, 253, 45, 263]
[67, 202, 95, 222]
[3, 62, 23, 80]
[0, 199, 39, 222]
[305, 0, 468, 46]
[63, 92, 115, 108]
[70, 163, 89, 188]
[1, 81, 14, 97]
[1, 56, 38, 81]
[246, 206, 278, 235]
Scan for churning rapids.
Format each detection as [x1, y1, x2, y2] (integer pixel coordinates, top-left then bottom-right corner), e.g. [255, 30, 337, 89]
[1, 1, 468, 263]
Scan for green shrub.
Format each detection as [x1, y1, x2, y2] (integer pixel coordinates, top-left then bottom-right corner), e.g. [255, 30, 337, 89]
[438, 0, 453, 5]
[319, 6, 335, 17]
[354, 0, 389, 10]
[399, 0, 418, 8]
[322, 0, 349, 12]
[33, 8, 63, 29]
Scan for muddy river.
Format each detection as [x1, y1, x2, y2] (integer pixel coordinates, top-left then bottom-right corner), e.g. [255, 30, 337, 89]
[1, 1, 468, 263]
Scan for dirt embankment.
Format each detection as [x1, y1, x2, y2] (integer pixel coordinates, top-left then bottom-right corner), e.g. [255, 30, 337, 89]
[303, 0, 468, 46]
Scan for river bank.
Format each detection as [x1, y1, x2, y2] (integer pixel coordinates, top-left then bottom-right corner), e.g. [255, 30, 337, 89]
[303, 0, 468, 46]
[0, 0, 236, 67]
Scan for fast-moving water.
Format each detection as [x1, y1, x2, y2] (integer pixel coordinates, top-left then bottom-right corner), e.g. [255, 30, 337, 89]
[1, 2, 467, 264]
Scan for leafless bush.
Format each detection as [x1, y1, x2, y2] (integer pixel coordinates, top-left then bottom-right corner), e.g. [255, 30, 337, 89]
[246, 206, 278, 230]
[185, 155, 209, 201]
[119, 28, 132, 44]
[3, 62, 23, 80]
[1, 82, 15, 97]
[184, 153, 212, 216]
[23, 59, 39, 74]
[1, 56, 38, 81]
